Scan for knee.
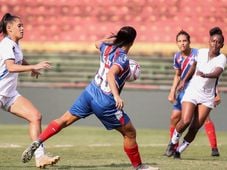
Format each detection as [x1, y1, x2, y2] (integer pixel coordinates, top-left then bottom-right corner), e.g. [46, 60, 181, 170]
[124, 126, 137, 139]
[181, 117, 191, 127]
[170, 113, 181, 123]
[29, 111, 42, 123]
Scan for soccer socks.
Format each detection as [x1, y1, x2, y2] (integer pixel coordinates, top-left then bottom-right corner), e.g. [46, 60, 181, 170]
[169, 126, 175, 138]
[177, 140, 190, 153]
[38, 120, 62, 142]
[34, 143, 45, 158]
[124, 144, 142, 167]
[171, 129, 181, 145]
[204, 120, 217, 149]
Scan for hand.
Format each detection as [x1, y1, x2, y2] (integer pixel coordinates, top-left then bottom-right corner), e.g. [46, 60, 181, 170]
[114, 95, 124, 110]
[196, 70, 206, 78]
[168, 92, 175, 103]
[33, 61, 51, 71]
[214, 94, 221, 107]
[177, 81, 185, 92]
[31, 69, 41, 79]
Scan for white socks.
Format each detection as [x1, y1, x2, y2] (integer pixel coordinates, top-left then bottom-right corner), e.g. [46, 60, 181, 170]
[171, 129, 181, 144]
[177, 140, 190, 153]
[34, 143, 45, 158]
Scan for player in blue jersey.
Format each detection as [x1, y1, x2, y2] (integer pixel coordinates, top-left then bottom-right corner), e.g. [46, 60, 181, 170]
[21, 26, 159, 170]
[164, 30, 220, 157]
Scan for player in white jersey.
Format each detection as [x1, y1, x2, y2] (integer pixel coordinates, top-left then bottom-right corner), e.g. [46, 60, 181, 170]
[0, 13, 60, 168]
[166, 27, 226, 159]
[164, 30, 220, 157]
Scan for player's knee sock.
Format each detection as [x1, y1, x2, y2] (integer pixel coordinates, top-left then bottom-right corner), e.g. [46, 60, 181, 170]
[34, 143, 45, 158]
[204, 121, 217, 149]
[124, 144, 142, 168]
[171, 129, 181, 145]
[38, 120, 62, 143]
[170, 126, 175, 138]
[170, 126, 179, 147]
[177, 139, 190, 153]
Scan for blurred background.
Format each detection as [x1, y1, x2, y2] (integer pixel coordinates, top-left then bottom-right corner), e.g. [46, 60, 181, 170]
[0, 0, 227, 90]
[0, 0, 227, 130]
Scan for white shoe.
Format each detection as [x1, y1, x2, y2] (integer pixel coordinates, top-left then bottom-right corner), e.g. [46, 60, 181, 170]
[35, 154, 60, 168]
[135, 164, 160, 170]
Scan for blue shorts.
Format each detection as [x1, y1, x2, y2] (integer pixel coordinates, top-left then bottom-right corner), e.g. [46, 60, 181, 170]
[69, 82, 130, 130]
[173, 90, 185, 111]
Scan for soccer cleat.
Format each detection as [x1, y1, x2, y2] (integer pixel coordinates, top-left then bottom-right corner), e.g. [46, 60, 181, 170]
[211, 148, 220, 157]
[135, 164, 159, 170]
[173, 151, 181, 159]
[164, 142, 176, 157]
[35, 155, 60, 168]
[21, 141, 41, 163]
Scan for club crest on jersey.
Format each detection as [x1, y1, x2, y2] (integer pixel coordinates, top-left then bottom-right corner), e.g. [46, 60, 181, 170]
[118, 54, 128, 64]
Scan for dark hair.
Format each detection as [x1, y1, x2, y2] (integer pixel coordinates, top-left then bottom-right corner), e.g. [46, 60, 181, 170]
[209, 27, 224, 43]
[0, 13, 19, 36]
[176, 30, 190, 43]
[112, 26, 137, 48]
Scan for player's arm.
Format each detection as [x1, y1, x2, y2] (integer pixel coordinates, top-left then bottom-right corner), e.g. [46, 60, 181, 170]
[168, 69, 180, 103]
[214, 88, 221, 107]
[177, 61, 196, 91]
[197, 67, 224, 78]
[107, 64, 124, 110]
[95, 35, 116, 49]
[5, 59, 51, 73]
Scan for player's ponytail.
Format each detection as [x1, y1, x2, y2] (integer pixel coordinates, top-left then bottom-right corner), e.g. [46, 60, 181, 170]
[0, 13, 18, 36]
[113, 26, 137, 48]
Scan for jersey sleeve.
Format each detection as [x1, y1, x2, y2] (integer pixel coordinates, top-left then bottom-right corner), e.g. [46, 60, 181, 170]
[216, 54, 226, 70]
[0, 41, 16, 61]
[173, 53, 180, 69]
[114, 54, 129, 72]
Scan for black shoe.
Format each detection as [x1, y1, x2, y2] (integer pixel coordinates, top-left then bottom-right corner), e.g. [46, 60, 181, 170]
[173, 151, 181, 159]
[211, 148, 220, 157]
[164, 142, 176, 157]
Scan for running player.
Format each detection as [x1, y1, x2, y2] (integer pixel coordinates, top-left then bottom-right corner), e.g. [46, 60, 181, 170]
[165, 27, 226, 159]
[165, 30, 220, 157]
[0, 13, 60, 168]
[21, 26, 159, 170]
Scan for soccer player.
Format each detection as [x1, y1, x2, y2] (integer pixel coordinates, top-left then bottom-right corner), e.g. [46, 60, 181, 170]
[21, 26, 159, 170]
[165, 30, 220, 157]
[165, 27, 226, 159]
[0, 13, 60, 168]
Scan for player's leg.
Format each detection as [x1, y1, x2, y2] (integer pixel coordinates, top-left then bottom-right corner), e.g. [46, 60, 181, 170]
[116, 121, 159, 170]
[169, 110, 181, 138]
[9, 95, 60, 167]
[175, 104, 211, 158]
[164, 109, 181, 156]
[204, 116, 220, 156]
[21, 89, 90, 165]
[165, 102, 196, 157]
[21, 111, 80, 164]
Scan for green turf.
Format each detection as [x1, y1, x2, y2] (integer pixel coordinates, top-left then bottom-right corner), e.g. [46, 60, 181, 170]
[0, 125, 227, 170]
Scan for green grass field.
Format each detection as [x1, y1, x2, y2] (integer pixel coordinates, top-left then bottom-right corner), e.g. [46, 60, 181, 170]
[0, 125, 227, 170]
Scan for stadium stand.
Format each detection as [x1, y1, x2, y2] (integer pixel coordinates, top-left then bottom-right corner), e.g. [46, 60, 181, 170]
[0, 0, 227, 90]
[19, 52, 227, 91]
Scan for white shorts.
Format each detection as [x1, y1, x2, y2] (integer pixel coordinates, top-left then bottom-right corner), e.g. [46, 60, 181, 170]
[182, 87, 214, 109]
[0, 91, 21, 111]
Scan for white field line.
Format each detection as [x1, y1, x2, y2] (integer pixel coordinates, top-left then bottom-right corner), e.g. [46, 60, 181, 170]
[0, 143, 216, 148]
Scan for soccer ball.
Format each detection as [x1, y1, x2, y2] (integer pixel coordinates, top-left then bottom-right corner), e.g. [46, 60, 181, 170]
[127, 59, 141, 82]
